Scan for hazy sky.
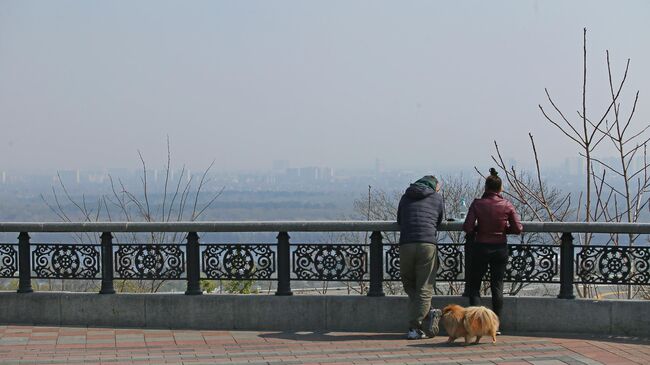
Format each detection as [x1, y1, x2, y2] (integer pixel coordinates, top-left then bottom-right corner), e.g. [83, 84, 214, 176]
[1, 0, 649, 172]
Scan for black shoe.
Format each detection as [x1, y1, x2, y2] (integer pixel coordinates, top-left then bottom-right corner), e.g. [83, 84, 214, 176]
[422, 308, 442, 338]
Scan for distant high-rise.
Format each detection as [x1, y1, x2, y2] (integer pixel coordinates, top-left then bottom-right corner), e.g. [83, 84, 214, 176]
[319, 167, 334, 180]
[375, 158, 384, 174]
[285, 168, 300, 178]
[299, 167, 319, 180]
[563, 157, 585, 177]
[273, 160, 290, 171]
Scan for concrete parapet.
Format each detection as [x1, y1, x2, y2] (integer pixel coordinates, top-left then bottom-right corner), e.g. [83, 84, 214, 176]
[0, 292, 647, 337]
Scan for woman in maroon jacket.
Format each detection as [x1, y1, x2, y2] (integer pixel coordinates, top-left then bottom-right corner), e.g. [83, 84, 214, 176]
[462, 168, 523, 322]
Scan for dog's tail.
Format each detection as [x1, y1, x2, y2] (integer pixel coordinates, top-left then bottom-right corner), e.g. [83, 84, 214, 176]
[463, 306, 499, 334]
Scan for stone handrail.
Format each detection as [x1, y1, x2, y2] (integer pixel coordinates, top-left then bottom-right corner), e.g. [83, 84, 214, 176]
[1, 220, 650, 233]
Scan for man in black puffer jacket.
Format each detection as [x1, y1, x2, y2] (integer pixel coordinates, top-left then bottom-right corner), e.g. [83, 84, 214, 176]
[397, 175, 444, 340]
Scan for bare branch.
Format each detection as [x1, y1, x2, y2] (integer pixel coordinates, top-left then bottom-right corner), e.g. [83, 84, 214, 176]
[137, 150, 152, 222]
[621, 91, 641, 141]
[161, 136, 171, 223]
[629, 161, 650, 181]
[191, 160, 216, 221]
[538, 104, 584, 146]
[166, 165, 186, 223]
[40, 193, 69, 222]
[194, 186, 225, 220]
[591, 172, 625, 197]
[529, 133, 556, 221]
[580, 153, 624, 177]
[56, 172, 92, 221]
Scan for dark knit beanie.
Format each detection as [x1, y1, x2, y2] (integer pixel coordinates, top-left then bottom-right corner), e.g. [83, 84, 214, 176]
[414, 175, 439, 191]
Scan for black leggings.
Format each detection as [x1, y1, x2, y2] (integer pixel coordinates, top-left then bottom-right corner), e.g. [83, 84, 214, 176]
[467, 243, 508, 318]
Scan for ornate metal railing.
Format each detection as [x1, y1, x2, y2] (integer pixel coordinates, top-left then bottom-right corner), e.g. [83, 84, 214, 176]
[0, 221, 649, 298]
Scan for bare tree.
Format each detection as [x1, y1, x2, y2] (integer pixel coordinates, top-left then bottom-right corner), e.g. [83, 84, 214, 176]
[538, 28, 622, 231]
[588, 50, 650, 232]
[494, 29, 649, 299]
[41, 138, 223, 293]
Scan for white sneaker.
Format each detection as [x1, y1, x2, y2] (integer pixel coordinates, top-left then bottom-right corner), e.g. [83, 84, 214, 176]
[422, 308, 442, 338]
[406, 328, 427, 340]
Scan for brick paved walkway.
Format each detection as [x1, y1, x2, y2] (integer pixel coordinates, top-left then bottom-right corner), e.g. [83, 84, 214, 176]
[0, 325, 648, 364]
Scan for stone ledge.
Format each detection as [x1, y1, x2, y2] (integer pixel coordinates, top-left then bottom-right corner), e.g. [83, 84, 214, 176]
[0, 292, 647, 337]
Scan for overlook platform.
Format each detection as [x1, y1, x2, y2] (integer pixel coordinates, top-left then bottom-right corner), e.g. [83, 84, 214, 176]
[1, 221, 649, 363]
[1, 325, 648, 365]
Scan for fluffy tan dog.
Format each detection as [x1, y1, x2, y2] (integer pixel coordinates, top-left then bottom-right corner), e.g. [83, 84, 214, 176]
[441, 304, 499, 345]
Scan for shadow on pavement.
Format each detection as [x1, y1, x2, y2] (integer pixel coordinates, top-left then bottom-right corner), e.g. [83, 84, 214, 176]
[513, 331, 650, 345]
[256, 330, 649, 346]
[258, 331, 404, 342]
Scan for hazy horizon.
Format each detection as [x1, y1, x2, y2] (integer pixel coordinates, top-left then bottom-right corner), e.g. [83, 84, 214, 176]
[2, 1, 649, 173]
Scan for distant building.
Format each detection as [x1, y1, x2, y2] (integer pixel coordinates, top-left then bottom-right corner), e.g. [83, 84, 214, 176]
[375, 158, 384, 174]
[562, 157, 585, 177]
[299, 167, 319, 180]
[57, 170, 80, 184]
[273, 160, 290, 171]
[285, 168, 301, 179]
[319, 167, 334, 180]
[87, 172, 108, 183]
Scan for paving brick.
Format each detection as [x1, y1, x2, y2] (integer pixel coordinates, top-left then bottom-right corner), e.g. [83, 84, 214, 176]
[0, 326, 647, 365]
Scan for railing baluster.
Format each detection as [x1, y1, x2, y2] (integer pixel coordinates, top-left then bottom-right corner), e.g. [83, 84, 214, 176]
[368, 231, 385, 297]
[275, 231, 293, 296]
[99, 232, 115, 294]
[558, 232, 575, 299]
[185, 232, 202, 295]
[17, 232, 33, 293]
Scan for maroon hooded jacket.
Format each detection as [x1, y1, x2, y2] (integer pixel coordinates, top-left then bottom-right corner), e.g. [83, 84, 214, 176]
[462, 192, 523, 244]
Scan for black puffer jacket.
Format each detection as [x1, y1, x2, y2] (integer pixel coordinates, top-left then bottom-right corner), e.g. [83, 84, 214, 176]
[397, 183, 444, 244]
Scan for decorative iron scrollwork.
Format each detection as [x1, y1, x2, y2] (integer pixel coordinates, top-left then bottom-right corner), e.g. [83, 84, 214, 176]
[438, 244, 464, 280]
[386, 243, 559, 282]
[0, 244, 18, 277]
[293, 244, 367, 281]
[202, 244, 275, 280]
[115, 244, 185, 279]
[385, 244, 464, 281]
[506, 245, 558, 282]
[577, 246, 650, 284]
[32, 244, 100, 278]
[385, 245, 400, 280]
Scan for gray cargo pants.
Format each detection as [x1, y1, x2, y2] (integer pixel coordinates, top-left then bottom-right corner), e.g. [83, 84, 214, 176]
[399, 242, 438, 330]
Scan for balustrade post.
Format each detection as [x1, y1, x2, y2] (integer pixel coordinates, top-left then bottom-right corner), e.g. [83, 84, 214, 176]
[99, 232, 115, 294]
[368, 231, 385, 297]
[275, 231, 293, 296]
[185, 232, 202, 295]
[462, 234, 474, 297]
[558, 232, 575, 299]
[17, 232, 33, 293]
